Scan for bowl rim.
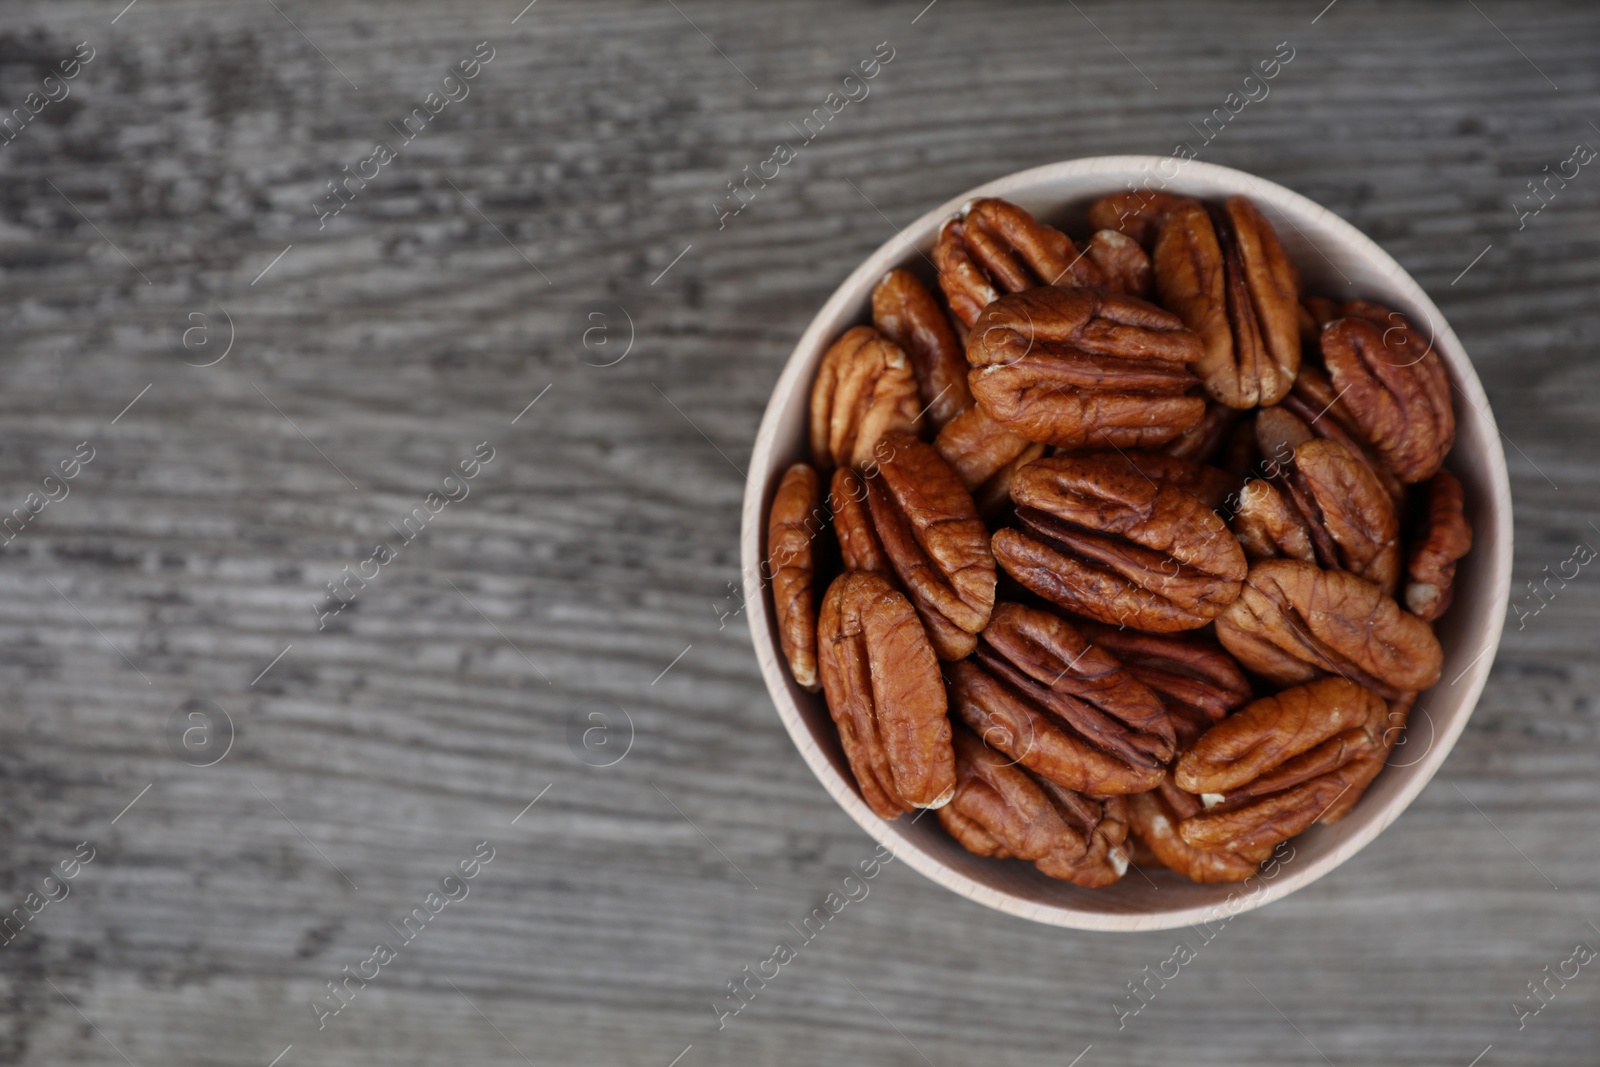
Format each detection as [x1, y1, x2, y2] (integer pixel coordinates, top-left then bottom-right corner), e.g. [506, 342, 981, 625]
[740, 155, 1513, 931]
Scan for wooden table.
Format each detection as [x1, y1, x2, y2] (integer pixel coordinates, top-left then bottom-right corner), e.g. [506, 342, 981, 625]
[3, 1, 1597, 1063]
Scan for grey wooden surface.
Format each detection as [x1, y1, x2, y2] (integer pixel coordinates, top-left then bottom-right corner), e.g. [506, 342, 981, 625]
[1, 1, 1597, 1064]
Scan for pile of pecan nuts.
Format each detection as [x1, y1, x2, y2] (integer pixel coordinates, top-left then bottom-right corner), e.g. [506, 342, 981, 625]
[766, 190, 1472, 886]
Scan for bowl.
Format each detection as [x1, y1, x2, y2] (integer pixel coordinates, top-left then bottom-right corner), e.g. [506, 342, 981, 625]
[740, 156, 1512, 931]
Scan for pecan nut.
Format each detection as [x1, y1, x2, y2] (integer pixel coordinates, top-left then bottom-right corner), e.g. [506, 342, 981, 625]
[966, 285, 1207, 449]
[865, 431, 997, 659]
[1078, 622, 1252, 746]
[938, 725, 1130, 887]
[872, 268, 973, 430]
[933, 403, 1041, 493]
[1241, 408, 1402, 594]
[767, 463, 826, 689]
[1125, 780, 1269, 883]
[1175, 681, 1395, 853]
[947, 603, 1172, 795]
[809, 325, 924, 472]
[1319, 309, 1455, 484]
[828, 467, 890, 575]
[1232, 478, 1316, 564]
[933, 198, 1100, 327]
[994, 454, 1247, 632]
[1083, 229, 1154, 299]
[1279, 363, 1405, 502]
[1153, 196, 1302, 409]
[1215, 559, 1443, 699]
[1087, 189, 1189, 248]
[1404, 469, 1471, 621]
[817, 571, 955, 818]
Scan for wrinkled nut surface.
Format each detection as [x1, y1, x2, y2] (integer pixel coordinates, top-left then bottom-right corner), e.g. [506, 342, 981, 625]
[1098, 449, 1238, 512]
[872, 268, 973, 430]
[1280, 363, 1406, 503]
[1320, 313, 1455, 484]
[934, 403, 1039, 491]
[933, 199, 1101, 328]
[1316, 692, 1413, 825]
[1126, 783, 1266, 883]
[1087, 189, 1189, 248]
[1084, 229, 1154, 299]
[1216, 559, 1443, 700]
[1078, 622, 1252, 746]
[1177, 683, 1395, 854]
[864, 431, 996, 659]
[768, 463, 825, 690]
[810, 325, 924, 472]
[1405, 469, 1472, 622]
[1153, 196, 1301, 409]
[1233, 478, 1315, 564]
[966, 285, 1206, 450]
[829, 467, 890, 575]
[996, 454, 1247, 632]
[817, 572, 955, 818]
[938, 726, 1130, 888]
[952, 602, 1175, 791]
[1175, 677, 1383, 796]
[1239, 412, 1402, 595]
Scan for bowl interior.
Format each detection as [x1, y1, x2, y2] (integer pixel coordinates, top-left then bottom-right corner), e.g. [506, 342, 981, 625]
[742, 157, 1512, 931]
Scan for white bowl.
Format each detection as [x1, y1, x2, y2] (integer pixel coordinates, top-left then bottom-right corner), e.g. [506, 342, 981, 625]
[741, 157, 1513, 931]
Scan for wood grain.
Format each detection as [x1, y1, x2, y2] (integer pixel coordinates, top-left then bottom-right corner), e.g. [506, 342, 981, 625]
[0, 1, 1597, 1064]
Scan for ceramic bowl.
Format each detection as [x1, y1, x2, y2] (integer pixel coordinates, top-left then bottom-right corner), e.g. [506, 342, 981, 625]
[740, 156, 1512, 931]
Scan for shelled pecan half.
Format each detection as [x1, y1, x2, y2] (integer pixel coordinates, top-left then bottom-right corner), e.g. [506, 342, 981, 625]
[817, 571, 955, 818]
[767, 462, 826, 689]
[809, 325, 923, 472]
[864, 431, 996, 659]
[1235, 407, 1402, 594]
[1175, 679, 1395, 854]
[1153, 196, 1301, 409]
[871, 268, 973, 430]
[966, 285, 1207, 450]
[1319, 307, 1455, 484]
[994, 454, 1247, 632]
[1404, 469, 1472, 621]
[1215, 559, 1442, 700]
[933, 198, 1100, 327]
